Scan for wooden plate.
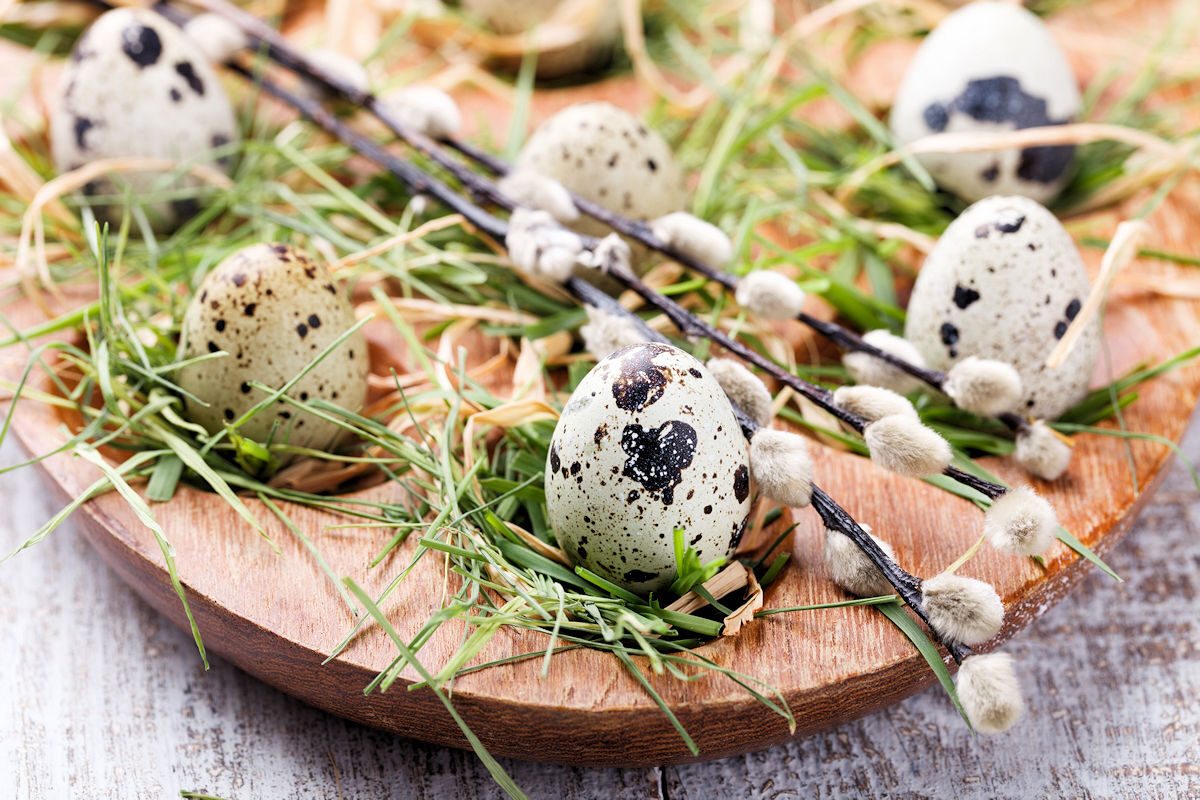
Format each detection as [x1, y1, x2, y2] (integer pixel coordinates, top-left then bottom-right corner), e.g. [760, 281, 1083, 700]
[4, 0, 1199, 768]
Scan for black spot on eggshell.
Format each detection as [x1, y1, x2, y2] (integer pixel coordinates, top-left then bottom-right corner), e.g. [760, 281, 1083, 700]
[73, 117, 95, 149]
[620, 420, 698, 506]
[308, 314, 321, 329]
[994, 211, 1025, 234]
[623, 569, 657, 584]
[169, 88, 181, 103]
[549, 444, 561, 473]
[1017, 144, 1075, 183]
[121, 24, 162, 67]
[980, 163, 1000, 183]
[734, 464, 749, 503]
[1054, 321, 1068, 339]
[611, 345, 670, 412]
[594, 424, 609, 445]
[730, 513, 750, 550]
[688, 368, 702, 379]
[239, 382, 251, 394]
[207, 341, 219, 353]
[214, 319, 226, 332]
[243, 303, 256, 317]
[923, 102, 949, 132]
[953, 285, 981, 310]
[646, 159, 657, 172]
[1065, 298, 1081, 320]
[223, 408, 234, 420]
[175, 62, 205, 95]
[940, 322, 960, 356]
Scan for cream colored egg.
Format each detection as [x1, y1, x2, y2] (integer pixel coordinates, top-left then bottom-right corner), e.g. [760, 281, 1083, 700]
[50, 8, 238, 230]
[176, 243, 368, 450]
[462, 0, 620, 78]
[545, 342, 753, 596]
[515, 102, 688, 276]
[904, 196, 1099, 420]
[889, 2, 1080, 204]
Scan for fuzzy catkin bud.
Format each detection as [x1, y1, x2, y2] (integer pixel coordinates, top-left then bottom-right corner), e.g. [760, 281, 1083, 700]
[707, 358, 773, 427]
[842, 330, 928, 395]
[1014, 420, 1073, 481]
[579, 306, 646, 361]
[183, 13, 248, 64]
[734, 271, 806, 320]
[301, 49, 369, 101]
[832, 385, 918, 423]
[505, 209, 583, 283]
[863, 415, 952, 478]
[921, 573, 1004, 646]
[650, 212, 734, 269]
[378, 86, 462, 140]
[497, 169, 580, 223]
[749, 429, 813, 508]
[956, 653, 1024, 734]
[823, 527, 897, 598]
[983, 486, 1058, 556]
[583, 234, 633, 275]
[943, 356, 1024, 416]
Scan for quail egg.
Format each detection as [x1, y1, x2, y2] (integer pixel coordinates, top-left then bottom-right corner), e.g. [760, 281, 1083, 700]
[904, 195, 1099, 419]
[51, 7, 238, 231]
[176, 243, 368, 450]
[889, 2, 1080, 204]
[545, 342, 753, 596]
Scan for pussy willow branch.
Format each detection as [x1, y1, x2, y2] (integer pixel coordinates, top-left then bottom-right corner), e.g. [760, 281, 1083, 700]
[212, 53, 1009, 500]
[158, 0, 1023, 436]
[572, 279, 970, 664]
[132, 0, 1012, 499]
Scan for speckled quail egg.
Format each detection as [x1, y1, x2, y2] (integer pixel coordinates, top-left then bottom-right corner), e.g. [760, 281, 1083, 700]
[462, 0, 620, 78]
[904, 196, 1099, 420]
[545, 342, 753, 596]
[50, 7, 238, 231]
[176, 243, 369, 449]
[515, 102, 688, 274]
[889, 1, 1080, 205]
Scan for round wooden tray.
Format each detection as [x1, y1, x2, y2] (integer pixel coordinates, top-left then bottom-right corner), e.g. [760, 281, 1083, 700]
[4, 0, 1199, 768]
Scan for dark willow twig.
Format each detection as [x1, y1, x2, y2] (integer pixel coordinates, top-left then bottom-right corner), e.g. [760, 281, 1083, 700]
[219, 60, 1014, 499]
[163, 0, 1024, 435]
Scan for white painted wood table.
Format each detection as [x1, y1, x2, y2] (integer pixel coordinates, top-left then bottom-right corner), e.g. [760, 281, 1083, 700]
[2, 416, 1198, 800]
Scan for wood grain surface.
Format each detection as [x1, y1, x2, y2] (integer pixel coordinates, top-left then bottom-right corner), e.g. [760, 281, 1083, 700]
[2, 421, 1197, 799]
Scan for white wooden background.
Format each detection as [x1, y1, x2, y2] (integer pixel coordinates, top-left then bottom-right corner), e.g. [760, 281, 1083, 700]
[2, 418, 1197, 800]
